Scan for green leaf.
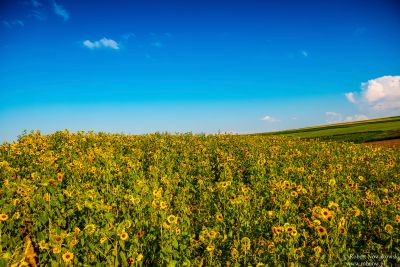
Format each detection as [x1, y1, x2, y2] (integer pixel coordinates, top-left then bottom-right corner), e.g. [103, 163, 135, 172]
[104, 213, 113, 220]
[167, 260, 178, 267]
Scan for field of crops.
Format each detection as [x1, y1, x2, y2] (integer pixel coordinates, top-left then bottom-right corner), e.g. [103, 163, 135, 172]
[0, 130, 399, 266]
[261, 116, 400, 144]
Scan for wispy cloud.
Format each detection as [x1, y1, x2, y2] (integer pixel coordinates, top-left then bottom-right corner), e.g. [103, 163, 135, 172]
[122, 33, 136, 40]
[53, 1, 69, 21]
[151, 41, 163, 48]
[345, 76, 400, 114]
[31, 0, 41, 7]
[325, 112, 368, 124]
[83, 38, 120, 50]
[345, 92, 356, 103]
[301, 50, 308, 57]
[261, 115, 279, 123]
[325, 111, 342, 123]
[2, 20, 24, 28]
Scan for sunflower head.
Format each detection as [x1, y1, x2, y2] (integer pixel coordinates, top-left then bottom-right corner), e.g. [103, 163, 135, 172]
[0, 213, 8, 221]
[215, 214, 224, 222]
[120, 232, 129, 241]
[231, 248, 239, 259]
[316, 226, 327, 236]
[314, 246, 322, 254]
[384, 224, 393, 234]
[62, 251, 74, 263]
[395, 215, 400, 224]
[241, 237, 251, 251]
[57, 173, 63, 182]
[167, 215, 177, 224]
[206, 244, 215, 253]
[159, 201, 167, 209]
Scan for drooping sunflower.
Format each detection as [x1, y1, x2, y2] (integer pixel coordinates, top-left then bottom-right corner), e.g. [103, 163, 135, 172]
[136, 230, 145, 238]
[175, 228, 181, 235]
[53, 235, 62, 243]
[241, 237, 251, 251]
[231, 248, 239, 259]
[294, 248, 304, 258]
[267, 242, 276, 254]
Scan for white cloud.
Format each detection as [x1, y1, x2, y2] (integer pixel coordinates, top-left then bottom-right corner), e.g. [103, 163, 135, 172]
[345, 76, 400, 114]
[345, 92, 356, 103]
[53, 1, 69, 21]
[83, 38, 120, 50]
[261, 115, 278, 123]
[2, 20, 24, 28]
[325, 111, 368, 124]
[344, 114, 369, 122]
[325, 111, 342, 123]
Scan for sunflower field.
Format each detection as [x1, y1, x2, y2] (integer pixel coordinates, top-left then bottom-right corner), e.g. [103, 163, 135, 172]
[0, 130, 399, 266]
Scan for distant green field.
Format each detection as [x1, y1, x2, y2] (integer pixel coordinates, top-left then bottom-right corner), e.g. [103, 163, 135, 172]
[260, 116, 400, 143]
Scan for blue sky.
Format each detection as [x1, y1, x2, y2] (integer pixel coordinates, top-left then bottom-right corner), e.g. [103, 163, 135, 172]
[1, 0, 400, 142]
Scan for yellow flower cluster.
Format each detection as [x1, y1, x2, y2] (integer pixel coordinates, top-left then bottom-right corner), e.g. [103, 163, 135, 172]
[0, 131, 398, 266]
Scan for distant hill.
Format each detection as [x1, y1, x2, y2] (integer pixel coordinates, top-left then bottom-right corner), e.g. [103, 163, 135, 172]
[259, 116, 400, 143]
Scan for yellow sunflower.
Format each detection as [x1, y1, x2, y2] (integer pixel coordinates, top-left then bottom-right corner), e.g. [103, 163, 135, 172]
[241, 237, 251, 251]
[120, 232, 129, 241]
[0, 213, 8, 221]
[206, 244, 215, 253]
[62, 251, 74, 263]
[159, 201, 167, 209]
[384, 224, 393, 234]
[215, 214, 224, 222]
[316, 226, 327, 236]
[314, 246, 322, 254]
[167, 215, 177, 224]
